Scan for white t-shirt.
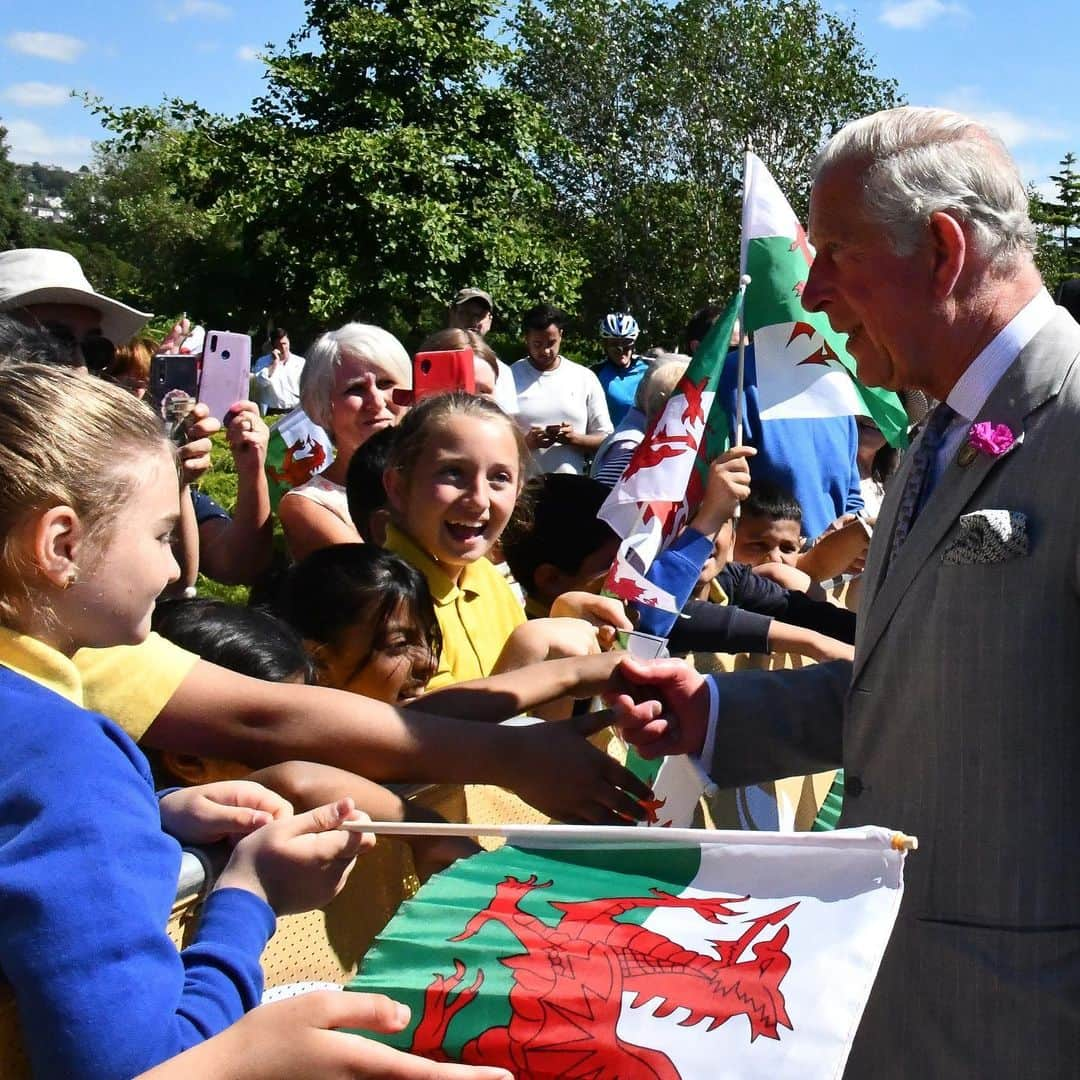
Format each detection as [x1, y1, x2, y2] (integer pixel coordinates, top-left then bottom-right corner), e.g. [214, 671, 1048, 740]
[253, 352, 305, 413]
[511, 356, 613, 474]
[493, 358, 518, 416]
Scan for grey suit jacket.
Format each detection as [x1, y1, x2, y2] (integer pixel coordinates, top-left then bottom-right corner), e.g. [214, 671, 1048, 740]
[707, 308, 1080, 1077]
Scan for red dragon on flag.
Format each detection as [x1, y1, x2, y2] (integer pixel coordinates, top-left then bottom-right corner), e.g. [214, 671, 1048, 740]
[409, 874, 797, 1078]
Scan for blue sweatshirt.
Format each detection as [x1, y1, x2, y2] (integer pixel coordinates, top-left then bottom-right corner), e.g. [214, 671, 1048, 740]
[0, 665, 275, 1079]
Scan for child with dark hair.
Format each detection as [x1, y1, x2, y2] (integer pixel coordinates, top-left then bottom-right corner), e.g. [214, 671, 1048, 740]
[733, 483, 806, 570]
[153, 598, 317, 686]
[151, 596, 471, 881]
[278, 546, 441, 706]
[344, 424, 397, 545]
[279, 542, 628, 731]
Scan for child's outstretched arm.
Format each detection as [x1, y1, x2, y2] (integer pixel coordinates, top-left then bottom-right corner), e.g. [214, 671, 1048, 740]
[421, 650, 627, 722]
[145, 661, 652, 824]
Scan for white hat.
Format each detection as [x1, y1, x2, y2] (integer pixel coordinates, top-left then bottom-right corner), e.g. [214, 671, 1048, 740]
[0, 248, 152, 344]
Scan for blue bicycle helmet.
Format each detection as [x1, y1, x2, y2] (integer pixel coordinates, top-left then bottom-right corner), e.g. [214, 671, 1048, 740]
[599, 313, 640, 340]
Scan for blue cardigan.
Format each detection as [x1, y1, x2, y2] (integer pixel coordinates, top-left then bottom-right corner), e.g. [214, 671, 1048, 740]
[0, 666, 275, 1079]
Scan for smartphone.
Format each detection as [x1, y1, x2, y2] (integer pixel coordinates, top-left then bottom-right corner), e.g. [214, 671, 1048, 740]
[412, 348, 475, 403]
[199, 331, 252, 422]
[148, 354, 199, 444]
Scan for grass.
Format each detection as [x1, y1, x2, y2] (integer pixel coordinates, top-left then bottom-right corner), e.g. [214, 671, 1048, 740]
[193, 434, 256, 605]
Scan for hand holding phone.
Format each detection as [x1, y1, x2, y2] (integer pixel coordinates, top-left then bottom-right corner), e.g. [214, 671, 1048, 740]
[412, 348, 475, 403]
[199, 331, 253, 423]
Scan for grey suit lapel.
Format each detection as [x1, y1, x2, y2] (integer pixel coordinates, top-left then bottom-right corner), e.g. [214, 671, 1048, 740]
[853, 308, 1080, 683]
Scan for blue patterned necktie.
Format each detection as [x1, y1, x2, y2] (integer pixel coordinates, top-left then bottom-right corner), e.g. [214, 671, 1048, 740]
[887, 402, 958, 570]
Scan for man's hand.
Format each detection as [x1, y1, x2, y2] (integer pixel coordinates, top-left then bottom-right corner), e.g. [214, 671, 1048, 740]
[499, 717, 654, 824]
[159, 780, 293, 845]
[177, 402, 222, 487]
[225, 401, 270, 476]
[525, 426, 556, 450]
[691, 446, 756, 536]
[135, 991, 513, 1080]
[215, 798, 375, 915]
[603, 655, 710, 760]
[552, 421, 576, 445]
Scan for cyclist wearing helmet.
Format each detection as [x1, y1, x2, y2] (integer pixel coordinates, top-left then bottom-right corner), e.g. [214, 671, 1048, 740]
[594, 312, 651, 425]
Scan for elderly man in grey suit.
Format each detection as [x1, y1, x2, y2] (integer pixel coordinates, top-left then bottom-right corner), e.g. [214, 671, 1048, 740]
[610, 106, 1080, 1077]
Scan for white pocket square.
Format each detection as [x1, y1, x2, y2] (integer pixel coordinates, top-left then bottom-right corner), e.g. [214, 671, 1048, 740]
[942, 509, 1028, 565]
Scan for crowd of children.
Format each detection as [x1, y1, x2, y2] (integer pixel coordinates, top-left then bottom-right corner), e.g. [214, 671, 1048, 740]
[0, 248, 893, 1077]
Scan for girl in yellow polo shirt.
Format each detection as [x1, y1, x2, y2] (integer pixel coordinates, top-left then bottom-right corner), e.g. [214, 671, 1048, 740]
[381, 392, 601, 692]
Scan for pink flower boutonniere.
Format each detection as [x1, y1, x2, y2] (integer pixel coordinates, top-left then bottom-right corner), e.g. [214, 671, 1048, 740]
[967, 421, 1016, 457]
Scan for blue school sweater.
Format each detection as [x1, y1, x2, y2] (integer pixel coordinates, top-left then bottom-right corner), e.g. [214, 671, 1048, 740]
[0, 662, 275, 1079]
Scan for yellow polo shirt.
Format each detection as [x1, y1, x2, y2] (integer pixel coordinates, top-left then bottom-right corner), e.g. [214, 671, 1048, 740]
[74, 633, 199, 741]
[385, 523, 526, 692]
[0, 627, 85, 706]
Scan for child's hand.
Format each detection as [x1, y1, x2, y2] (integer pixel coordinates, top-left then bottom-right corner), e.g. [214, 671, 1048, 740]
[134, 991, 513, 1080]
[214, 798, 375, 915]
[550, 591, 634, 633]
[159, 780, 293, 845]
[691, 446, 756, 536]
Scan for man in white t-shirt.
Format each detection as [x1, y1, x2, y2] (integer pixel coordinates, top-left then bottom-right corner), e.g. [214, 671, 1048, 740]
[511, 303, 612, 474]
[252, 328, 305, 415]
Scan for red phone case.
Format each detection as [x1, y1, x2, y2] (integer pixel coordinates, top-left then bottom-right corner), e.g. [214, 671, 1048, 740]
[413, 349, 476, 403]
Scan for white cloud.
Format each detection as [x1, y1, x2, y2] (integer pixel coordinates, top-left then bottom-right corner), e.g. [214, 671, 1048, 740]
[5, 31, 86, 64]
[937, 88, 1068, 149]
[880, 0, 968, 30]
[162, 0, 232, 22]
[236, 44, 260, 62]
[4, 118, 93, 170]
[2, 82, 70, 108]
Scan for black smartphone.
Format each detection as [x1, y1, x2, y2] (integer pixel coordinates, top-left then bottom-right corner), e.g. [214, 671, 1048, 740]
[148, 353, 199, 444]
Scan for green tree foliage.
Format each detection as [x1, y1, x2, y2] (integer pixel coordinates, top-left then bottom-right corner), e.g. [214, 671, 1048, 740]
[1034, 152, 1080, 291]
[59, 136, 247, 327]
[91, 0, 583, 342]
[511, 0, 901, 345]
[0, 126, 39, 250]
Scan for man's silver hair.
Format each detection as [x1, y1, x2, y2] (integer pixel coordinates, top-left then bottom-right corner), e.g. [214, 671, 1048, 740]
[813, 106, 1035, 269]
[299, 322, 411, 436]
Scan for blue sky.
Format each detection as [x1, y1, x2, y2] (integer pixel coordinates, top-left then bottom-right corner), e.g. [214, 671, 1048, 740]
[2, 0, 1077, 198]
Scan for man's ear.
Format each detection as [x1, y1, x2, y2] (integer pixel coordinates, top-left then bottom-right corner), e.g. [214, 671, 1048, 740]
[928, 210, 967, 299]
[32, 505, 84, 589]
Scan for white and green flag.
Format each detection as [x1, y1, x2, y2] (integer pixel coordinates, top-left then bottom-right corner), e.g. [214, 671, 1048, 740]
[741, 152, 908, 448]
[349, 826, 911, 1078]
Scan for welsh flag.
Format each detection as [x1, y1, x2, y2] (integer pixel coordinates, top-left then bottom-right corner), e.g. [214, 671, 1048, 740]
[598, 292, 741, 615]
[264, 406, 333, 511]
[741, 152, 908, 448]
[348, 826, 911, 1078]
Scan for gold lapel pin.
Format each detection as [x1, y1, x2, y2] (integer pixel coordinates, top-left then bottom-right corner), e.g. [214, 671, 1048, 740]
[957, 443, 978, 467]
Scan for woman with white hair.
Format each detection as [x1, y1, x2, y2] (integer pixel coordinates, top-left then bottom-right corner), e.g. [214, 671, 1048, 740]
[278, 323, 411, 560]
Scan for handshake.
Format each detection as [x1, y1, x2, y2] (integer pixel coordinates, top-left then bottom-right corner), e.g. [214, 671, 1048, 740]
[604, 655, 711, 761]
